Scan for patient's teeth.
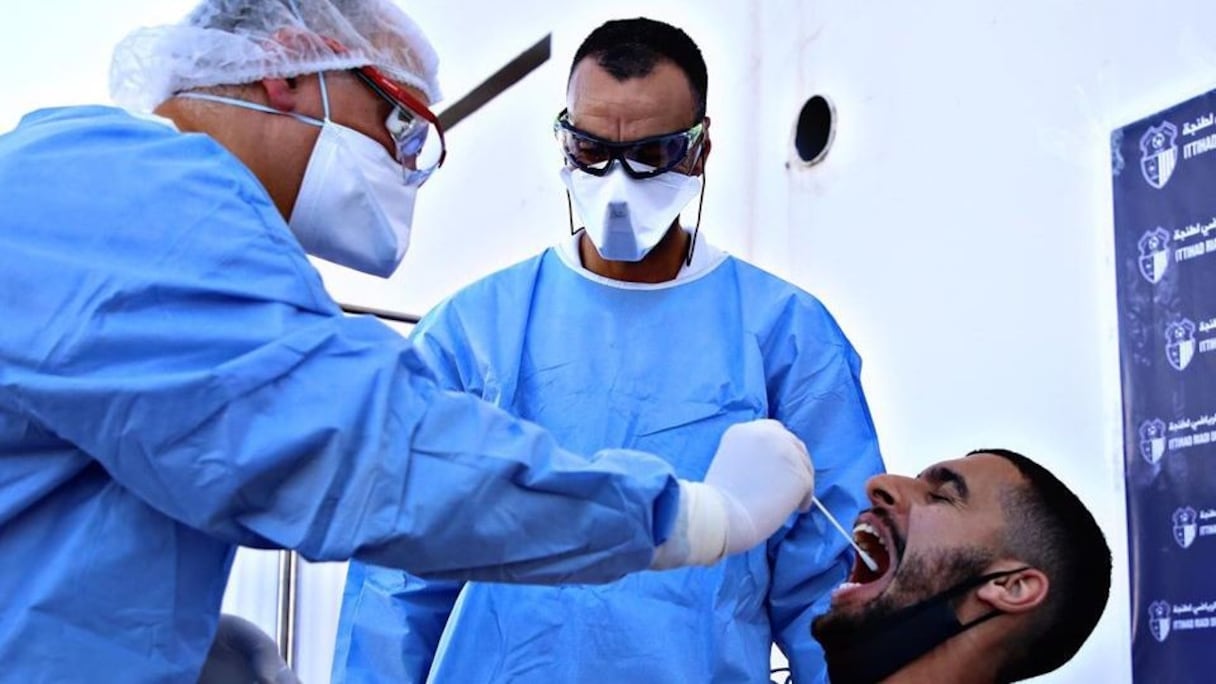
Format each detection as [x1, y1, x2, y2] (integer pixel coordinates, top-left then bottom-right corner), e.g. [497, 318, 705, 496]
[852, 522, 889, 549]
[833, 582, 862, 595]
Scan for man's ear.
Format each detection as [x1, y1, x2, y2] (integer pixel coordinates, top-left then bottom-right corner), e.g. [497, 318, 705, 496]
[976, 564, 1049, 615]
[259, 77, 301, 113]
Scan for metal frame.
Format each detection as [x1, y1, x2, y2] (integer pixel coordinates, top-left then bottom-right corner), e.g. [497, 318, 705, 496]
[276, 550, 298, 666]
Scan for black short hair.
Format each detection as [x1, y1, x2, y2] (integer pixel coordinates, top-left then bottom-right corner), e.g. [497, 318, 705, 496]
[570, 17, 708, 121]
[968, 449, 1112, 682]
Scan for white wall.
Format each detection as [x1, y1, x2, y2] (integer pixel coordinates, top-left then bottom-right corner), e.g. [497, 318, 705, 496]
[13, 1, 1216, 682]
[0, 1, 199, 129]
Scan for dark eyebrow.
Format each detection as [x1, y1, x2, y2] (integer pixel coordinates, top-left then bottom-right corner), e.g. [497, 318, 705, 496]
[920, 465, 970, 501]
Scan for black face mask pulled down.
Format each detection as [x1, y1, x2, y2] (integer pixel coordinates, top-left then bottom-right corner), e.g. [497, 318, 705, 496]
[822, 568, 1029, 684]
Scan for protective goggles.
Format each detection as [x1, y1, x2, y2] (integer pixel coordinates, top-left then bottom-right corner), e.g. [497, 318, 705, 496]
[354, 65, 446, 186]
[553, 109, 704, 179]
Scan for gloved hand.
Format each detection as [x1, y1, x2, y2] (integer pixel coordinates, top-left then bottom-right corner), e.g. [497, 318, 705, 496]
[705, 419, 815, 554]
[198, 614, 301, 684]
[651, 419, 814, 569]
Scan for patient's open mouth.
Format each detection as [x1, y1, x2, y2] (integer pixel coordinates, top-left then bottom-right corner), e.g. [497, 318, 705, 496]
[831, 514, 899, 605]
[849, 522, 891, 583]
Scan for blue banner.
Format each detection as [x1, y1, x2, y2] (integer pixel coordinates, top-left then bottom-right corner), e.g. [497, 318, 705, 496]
[1114, 89, 1216, 682]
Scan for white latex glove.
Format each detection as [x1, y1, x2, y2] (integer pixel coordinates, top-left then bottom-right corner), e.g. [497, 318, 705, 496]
[706, 419, 815, 554]
[652, 419, 814, 569]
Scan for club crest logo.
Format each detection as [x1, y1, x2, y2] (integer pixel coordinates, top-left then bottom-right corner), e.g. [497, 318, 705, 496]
[1138, 227, 1171, 284]
[1141, 122, 1179, 189]
[1139, 418, 1167, 465]
[1174, 507, 1198, 549]
[1165, 319, 1197, 371]
[1150, 601, 1172, 642]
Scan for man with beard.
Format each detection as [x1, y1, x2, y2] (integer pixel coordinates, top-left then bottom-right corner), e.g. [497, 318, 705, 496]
[811, 449, 1111, 684]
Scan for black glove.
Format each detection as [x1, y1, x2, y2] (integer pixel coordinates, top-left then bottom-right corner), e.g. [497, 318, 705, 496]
[198, 614, 301, 684]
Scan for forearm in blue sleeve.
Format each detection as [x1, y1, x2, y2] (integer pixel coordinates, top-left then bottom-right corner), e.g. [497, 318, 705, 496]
[11, 312, 680, 585]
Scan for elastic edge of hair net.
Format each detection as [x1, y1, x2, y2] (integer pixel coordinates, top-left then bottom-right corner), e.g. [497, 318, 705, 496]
[109, 19, 440, 114]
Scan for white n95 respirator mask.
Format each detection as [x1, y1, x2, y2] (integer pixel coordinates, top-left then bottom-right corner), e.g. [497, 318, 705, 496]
[289, 120, 418, 278]
[560, 165, 703, 262]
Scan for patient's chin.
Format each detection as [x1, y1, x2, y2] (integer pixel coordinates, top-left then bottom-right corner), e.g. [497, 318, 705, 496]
[811, 593, 900, 652]
[810, 605, 851, 648]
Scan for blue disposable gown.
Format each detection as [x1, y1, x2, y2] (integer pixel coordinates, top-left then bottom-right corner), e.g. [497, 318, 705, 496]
[333, 238, 885, 683]
[0, 107, 681, 682]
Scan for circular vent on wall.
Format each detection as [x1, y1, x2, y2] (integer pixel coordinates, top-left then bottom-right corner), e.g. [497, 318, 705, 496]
[793, 94, 835, 166]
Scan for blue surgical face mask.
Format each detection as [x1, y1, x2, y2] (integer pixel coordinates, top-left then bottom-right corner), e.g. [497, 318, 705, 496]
[179, 74, 418, 277]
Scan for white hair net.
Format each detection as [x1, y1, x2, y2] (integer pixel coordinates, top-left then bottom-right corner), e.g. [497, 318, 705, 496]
[110, 0, 441, 113]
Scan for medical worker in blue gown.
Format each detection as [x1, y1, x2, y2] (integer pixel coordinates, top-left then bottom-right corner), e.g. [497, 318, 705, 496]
[0, 2, 821, 681]
[334, 17, 886, 684]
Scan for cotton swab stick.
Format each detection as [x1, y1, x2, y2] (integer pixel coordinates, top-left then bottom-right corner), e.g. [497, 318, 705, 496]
[812, 497, 879, 572]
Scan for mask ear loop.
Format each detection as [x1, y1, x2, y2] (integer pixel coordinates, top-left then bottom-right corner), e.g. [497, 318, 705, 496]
[954, 566, 1035, 629]
[565, 188, 579, 236]
[686, 168, 706, 267]
[682, 134, 709, 266]
[179, 71, 334, 127]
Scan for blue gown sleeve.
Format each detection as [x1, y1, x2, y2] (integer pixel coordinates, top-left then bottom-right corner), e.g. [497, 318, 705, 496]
[1, 120, 680, 585]
[761, 297, 885, 683]
[333, 310, 473, 684]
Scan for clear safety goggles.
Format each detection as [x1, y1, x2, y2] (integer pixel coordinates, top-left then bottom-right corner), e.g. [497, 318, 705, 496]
[354, 65, 446, 187]
[554, 109, 705, 180]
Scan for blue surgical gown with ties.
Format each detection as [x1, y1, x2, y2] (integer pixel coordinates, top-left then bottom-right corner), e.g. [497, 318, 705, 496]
[0, 106, 683, 682]
[333, 233, 886, 683]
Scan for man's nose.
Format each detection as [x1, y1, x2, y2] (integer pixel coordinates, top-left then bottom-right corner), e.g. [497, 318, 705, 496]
[865, 473, 921, 511]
